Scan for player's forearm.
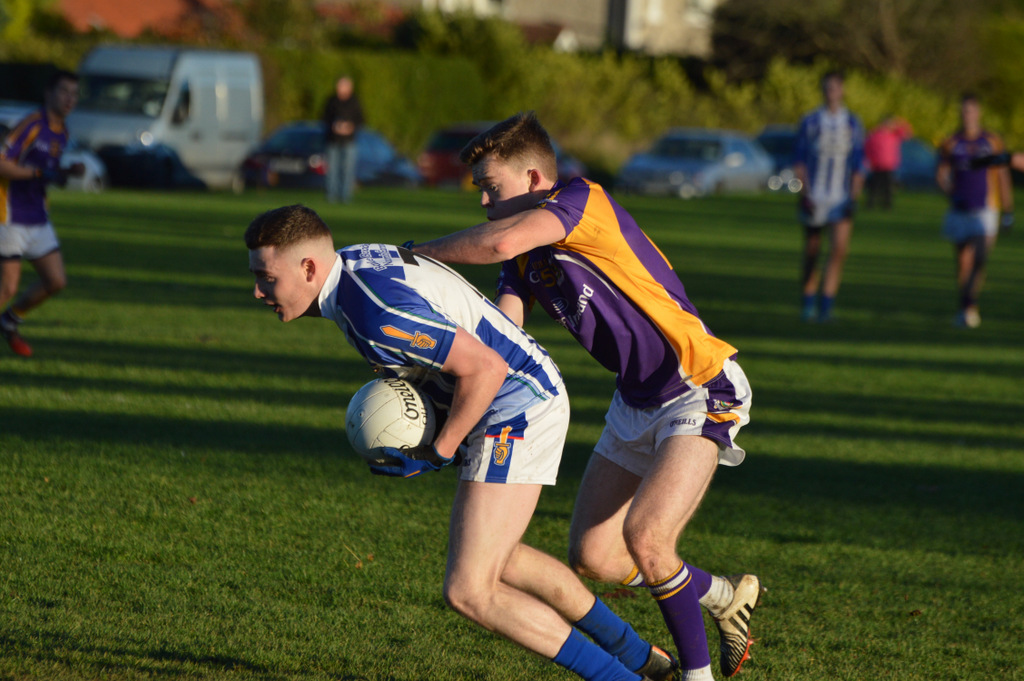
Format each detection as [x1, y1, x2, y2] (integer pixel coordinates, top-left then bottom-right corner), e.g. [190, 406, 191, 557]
[0, 158, 38, 181]
[416, 218, 531, 265]
[851, 173, 865, 200]
[434, 363, 507, 459]
[1000, 169, 1014, 212]
[414, 228, 505, 264]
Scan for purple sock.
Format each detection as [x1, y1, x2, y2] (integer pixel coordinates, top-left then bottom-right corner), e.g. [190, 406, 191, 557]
[687, 562, 713, 599]
[648, 563, 711, 671]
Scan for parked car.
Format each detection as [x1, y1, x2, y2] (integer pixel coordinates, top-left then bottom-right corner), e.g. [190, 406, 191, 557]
[894, 137, 938, 190]
[616, 128, 774, 198]
[755, 125, 803, 193]
[1, 100, 108, 192]
[238, 121, 422, 191]
[68, 46, 263, 190]
[417, 121, 587, 188]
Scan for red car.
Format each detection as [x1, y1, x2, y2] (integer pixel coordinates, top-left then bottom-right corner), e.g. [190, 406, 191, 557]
[417, 121, 586, 188]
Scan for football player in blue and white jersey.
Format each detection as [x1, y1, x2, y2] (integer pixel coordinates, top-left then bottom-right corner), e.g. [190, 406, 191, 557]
[245, 204, 679, 681]
[793, 71, 866, 322]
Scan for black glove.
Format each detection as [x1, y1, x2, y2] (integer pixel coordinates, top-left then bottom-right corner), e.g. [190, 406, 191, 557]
[37, 167, 68, 187]
[969, 152, 1012, 169]
[1000, 212, 1014, 235]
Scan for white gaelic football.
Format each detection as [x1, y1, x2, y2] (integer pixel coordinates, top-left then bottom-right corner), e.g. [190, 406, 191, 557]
[345, 377, 437, 465]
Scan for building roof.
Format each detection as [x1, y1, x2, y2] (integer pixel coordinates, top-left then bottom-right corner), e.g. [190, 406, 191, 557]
[57, 0, 236, 38]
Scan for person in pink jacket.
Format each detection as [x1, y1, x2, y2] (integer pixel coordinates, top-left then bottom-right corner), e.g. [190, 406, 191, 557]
[864, 116, 913, 210]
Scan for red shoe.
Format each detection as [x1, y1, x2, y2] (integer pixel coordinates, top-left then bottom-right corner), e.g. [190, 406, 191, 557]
[1, 326, 32, 357]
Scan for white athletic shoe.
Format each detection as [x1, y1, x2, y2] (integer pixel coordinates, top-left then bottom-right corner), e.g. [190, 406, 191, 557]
[713, 574, 765, 677]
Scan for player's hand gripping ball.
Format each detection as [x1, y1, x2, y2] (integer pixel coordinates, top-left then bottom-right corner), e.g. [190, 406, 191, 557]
[345, 378, 438, 469]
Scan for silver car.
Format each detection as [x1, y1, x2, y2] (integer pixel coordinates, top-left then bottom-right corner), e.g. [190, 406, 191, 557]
[616, 128, 774, 198]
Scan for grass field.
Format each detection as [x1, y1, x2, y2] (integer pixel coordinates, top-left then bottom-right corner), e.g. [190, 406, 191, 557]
[1, 185, 1022, 681]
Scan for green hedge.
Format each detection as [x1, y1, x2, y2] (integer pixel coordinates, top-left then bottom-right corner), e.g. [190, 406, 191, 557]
[260, 47, 487, 156]
[7, 28, 1024, 174]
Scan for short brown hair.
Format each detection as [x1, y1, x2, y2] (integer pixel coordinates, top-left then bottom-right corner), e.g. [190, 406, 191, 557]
[244, 204, 332, 250]
[459, 111, 558, 180]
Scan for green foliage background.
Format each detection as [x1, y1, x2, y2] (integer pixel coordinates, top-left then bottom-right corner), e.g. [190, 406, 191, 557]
[3, 3, 1024, 172]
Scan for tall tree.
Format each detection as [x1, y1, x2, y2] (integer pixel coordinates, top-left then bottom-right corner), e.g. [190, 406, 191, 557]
[711, 0, 989, 95]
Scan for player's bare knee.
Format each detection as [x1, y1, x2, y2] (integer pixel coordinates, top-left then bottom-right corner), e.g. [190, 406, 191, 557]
[622, 519, 663, 569]
[45, 274, 67, 295]
[568, 545, 603, 581]
[442, 576, 489, 622]
[0, 282, 18, 303]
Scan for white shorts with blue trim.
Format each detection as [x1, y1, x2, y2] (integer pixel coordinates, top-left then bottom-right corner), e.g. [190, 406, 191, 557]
[458, 389, 569, 486]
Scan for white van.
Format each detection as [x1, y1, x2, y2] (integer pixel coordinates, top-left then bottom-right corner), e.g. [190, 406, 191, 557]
[68, 46, 263, 190]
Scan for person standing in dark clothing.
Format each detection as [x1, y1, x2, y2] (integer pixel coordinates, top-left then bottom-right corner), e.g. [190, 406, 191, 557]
[322, 76, 363, 203]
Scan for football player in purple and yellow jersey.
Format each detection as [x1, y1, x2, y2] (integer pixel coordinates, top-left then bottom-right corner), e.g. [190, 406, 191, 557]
[935, 93, 1013, 328]
[0, 69, 84, 357]
[413, 112, 761, 681]
[246, 205, 680, 681]
[793, 70, 866, 323]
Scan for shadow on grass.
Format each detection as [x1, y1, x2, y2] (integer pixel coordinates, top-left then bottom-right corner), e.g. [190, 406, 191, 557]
[708, 451, 1024, 558]
[0, 631, 275, 678]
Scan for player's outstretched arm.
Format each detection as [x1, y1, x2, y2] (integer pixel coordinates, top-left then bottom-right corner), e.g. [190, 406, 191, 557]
[414, 209, 565, 265]
[0, 157, 40, 181]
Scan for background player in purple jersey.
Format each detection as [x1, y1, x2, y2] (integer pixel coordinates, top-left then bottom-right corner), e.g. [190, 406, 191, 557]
[411, 113, 761, 681]
[245, 205, 679, 681]
[935, 93, 1013, 328]
[793, 71, 866, 323]
[0, 69, 84, 357]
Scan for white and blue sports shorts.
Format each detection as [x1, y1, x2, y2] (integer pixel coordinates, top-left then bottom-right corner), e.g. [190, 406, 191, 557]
[0, 222, 60, 261]
[594, 358, 751, 477]
[458, 389, 569, 486]
[942, 208, 997, 243]
[801, 198, 853, 228]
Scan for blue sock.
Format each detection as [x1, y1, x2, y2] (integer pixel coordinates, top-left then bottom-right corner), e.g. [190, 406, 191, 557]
[553, 629, 642, 681]
[819, 295, 835, 320]
[800, 294, 817, 321]
[575, 598, 651, 672]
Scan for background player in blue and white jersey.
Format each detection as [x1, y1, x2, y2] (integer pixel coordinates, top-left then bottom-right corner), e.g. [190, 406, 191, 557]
[793, 70, 866, 323]
[935, 93, 1013, 328]
[245, 204, 679, 681]
[0, 69, 84, 357]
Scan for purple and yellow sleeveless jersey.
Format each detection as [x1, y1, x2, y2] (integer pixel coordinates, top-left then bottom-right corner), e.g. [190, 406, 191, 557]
[497, 178, 737, 409]
[939, 131, 1006, 212]
[0, 108, 68, 226]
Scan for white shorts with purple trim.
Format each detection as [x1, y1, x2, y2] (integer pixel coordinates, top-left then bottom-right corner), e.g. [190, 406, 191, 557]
[0, 222, 60, 261]
[594, 358, 751, 477]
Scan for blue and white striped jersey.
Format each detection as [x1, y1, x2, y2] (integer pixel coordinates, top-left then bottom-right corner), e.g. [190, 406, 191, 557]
[319, 244, 564, 421]
[794, 106, 866, 206]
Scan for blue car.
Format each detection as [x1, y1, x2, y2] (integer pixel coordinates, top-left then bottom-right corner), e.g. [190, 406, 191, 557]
[755, 125, 803, 193]
[616, 128, 774, 198]
[239, 121, 422, 191]
[894, 138, 938, 191]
